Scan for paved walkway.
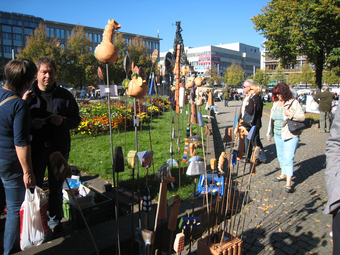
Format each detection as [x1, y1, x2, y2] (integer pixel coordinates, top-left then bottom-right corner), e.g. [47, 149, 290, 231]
[207, 99, 332, 255]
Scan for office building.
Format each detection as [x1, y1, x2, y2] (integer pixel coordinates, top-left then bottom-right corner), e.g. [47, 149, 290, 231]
[160, 43, 261, 79]
[0, 11, 161, 68]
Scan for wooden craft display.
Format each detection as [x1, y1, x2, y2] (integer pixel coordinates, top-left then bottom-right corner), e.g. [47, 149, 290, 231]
[94, 19, 121, 64]
[197, 231, 242, 255]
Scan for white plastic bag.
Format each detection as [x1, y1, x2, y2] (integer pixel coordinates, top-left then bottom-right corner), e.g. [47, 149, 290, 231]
[20, 187, 48, 250]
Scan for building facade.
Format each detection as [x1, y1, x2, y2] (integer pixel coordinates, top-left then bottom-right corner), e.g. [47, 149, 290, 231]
[160, 43, 261, 79]
[0, 11, 161, 68]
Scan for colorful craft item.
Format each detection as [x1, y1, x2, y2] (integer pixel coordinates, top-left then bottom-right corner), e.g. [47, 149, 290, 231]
[186, 161, 205, 176]
[114, 146, 124, 173]
[126, 64, 148, 99]
[173, 233, 185, 253]
[137, 151, 153, 168]
[142, 187, 152, 212]
[97, 67, 104, 81]
[182, 138, 190, 162]
[168, 195, 181, 231]
[151, 49, 158, 63]
[178, 217, 201, 229]
[166, 158, 178, 167]
[123, 55, 131, 74]
[127, 150, 137, 169]
[49, 151, 70, 181]
[194, 76, 204, 87]
[94, 19, 121, 64]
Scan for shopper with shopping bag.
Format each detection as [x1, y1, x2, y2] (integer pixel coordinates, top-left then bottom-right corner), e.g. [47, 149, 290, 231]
[0, 59, 37, 254]
[20, 187, 48, 250]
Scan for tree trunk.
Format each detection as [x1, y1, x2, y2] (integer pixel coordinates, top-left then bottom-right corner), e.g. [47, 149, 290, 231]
[314, 50, 324, 94]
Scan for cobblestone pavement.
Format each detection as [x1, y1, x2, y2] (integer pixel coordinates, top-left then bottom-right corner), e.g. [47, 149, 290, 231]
[208, 100, 332, 255]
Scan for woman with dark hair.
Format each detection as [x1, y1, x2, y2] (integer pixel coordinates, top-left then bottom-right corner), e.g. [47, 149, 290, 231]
[266, 82, 305, 193]
[0, 59, 36, 254]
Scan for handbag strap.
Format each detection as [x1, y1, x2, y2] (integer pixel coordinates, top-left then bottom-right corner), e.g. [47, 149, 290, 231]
[286, 99, 295, 110]
[0, 95, 20, 107]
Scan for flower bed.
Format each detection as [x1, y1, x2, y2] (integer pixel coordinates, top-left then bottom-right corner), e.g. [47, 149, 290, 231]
[75, 96, 171, 135]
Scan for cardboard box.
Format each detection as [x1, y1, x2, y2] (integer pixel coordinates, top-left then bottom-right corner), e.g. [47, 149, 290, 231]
[62, 184, 95, 209]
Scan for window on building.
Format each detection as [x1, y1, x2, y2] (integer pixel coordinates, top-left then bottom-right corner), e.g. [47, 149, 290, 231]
[25, 28, 33, 35]
[61, 29, 65, 39]
[56, 29, 60, 38]
[2, 25, 11, 33]
[4, 46, 11, 53]
[46, 28, 50, 37]
[50, 28, 54, 37]
[61, 44, 65, 49]
[66, 30, 71, 38]
[90, 47, 93, 52]
[1, 18, 11, 25]
[3, 33, 11, 40]
[94, 34, 97, 43]
[12, 20, 22, 26]
[12, 27, 21, 33]
[98, 34, 101, 42]
[14, 46, 19, 54]
[13, 34, 21, 41]
[89, 33, 92, 41]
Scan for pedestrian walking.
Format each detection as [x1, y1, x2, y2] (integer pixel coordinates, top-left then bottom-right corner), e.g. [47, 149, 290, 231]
[313, 85, 333, 133]
[266, 83, 305, 193]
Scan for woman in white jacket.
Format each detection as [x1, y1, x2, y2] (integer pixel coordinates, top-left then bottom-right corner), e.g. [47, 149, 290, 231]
[267, 83, 305, 193]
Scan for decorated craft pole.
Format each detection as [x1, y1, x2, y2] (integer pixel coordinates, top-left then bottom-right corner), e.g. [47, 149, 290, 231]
[49, 152, 99, 255]
[152, 164, 175, 253]
[127, 150, 137, 254]
[134, 98, 142, 228]
[94, 19, 121, 254]
[168, 195, 181, 254]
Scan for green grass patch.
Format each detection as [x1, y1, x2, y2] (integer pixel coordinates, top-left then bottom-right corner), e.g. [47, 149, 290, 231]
[69, 104, 208, 201]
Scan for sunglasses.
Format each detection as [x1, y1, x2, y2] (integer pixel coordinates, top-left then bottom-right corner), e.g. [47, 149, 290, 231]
[243, 86, 250, 88]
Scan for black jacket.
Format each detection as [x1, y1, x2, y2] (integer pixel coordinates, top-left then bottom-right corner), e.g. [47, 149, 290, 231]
[245, 94, 263, 128]
[29, 81, 81, 153]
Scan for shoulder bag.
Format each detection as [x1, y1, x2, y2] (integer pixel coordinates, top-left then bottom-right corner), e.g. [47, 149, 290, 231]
[286, 100, 305, 132]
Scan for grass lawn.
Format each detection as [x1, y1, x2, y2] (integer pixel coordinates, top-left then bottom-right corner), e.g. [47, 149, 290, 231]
[69, 104, 208, 201]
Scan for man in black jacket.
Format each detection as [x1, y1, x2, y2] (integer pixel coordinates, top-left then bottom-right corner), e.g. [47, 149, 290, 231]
[28, 56, 80, 234]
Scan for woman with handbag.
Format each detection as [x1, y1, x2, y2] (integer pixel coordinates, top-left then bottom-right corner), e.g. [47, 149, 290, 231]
[266, 83, 305, 193]
[244, 84, 267, 163]
[0, 59, 36, 254]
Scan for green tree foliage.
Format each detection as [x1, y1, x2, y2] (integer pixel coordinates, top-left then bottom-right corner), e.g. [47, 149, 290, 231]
[62, 26, 97, 88]
[287, 73, 301, 86]
[254, 69, 270, 87]
[17, 24, 63, 81]
[272, 65, 286, 83]
[323, 69, 340, 86]
[224, 62, 245, 87]
[128, 35, 152, 80]
[300, 64, 314, 88]
[252, 0, 340, 91]
[206, 66, 223, 86]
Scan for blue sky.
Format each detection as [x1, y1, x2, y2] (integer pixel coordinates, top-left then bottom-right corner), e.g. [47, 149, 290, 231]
[2, 0, 269, 53]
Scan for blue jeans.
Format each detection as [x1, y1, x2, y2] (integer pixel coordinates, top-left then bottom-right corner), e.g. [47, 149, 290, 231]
[0, 159, 25, 255]
[32, 145, 69, 222]
[274, 135, 299, 177]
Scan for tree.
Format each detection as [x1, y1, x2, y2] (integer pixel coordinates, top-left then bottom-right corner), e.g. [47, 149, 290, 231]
[272, 65, 286, 83]
[323, 69, 340, 87]
[173, 21, 190, 66]
[287, 72, 301, 86]
[300, 64, 314, 88]
[224, 62, 245, 87]
[254, 69, 270, 87]
[17, 24, 63, 81]
[62, 26, 97, 88]
[206, 65, 223, 86]
[128, 35, 152, 79]
[252, 0, 340, 92]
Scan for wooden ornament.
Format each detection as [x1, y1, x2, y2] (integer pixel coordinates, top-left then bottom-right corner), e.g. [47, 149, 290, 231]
[94, 19, 121, 64]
